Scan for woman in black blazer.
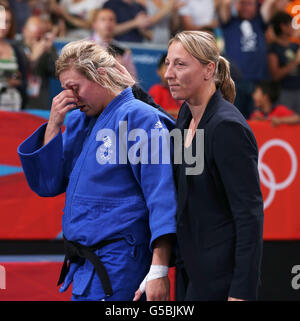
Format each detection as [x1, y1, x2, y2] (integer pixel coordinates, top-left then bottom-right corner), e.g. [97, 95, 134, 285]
[165, 31, 264, 301]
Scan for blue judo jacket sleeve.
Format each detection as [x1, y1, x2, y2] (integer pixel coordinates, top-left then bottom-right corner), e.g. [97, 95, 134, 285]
[127, 111, 177, 250]
[18, 123, 67, 197]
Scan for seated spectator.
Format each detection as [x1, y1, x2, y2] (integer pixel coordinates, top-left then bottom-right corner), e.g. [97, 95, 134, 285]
[217, 0, 275, 119]
[0, 5, 27, 111]
[137, 0, 183, 45]
[250, 80, 294, 120]
[149, 53, 182, 118]
[50, 0, 106, 39]
[268, 11, 300, 115]
[90, 8, 137, 79]
[103, 0, 152, 42]
[271, 113, 300, 127]
[179, 0, 218, 31]
[17, 16, 58, 110]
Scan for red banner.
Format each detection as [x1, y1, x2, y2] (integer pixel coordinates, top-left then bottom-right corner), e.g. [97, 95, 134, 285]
[0, 261, 72, 301]
[249, 121, 300, 240]
[0, 111, 299, 240]
[0, 111, 65, 239]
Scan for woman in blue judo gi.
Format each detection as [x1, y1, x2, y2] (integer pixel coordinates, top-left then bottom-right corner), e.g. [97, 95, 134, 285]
[18, 40, 177, 301]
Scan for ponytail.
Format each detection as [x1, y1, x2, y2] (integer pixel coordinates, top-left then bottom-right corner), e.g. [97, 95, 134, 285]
[215, 56, 236, 104]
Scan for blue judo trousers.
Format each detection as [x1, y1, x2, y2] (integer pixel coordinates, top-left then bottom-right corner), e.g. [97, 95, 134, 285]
[18, 88, 177, 300]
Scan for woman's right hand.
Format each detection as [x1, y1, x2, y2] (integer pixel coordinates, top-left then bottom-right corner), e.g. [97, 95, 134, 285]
[44, 89, 78, 145]
[114, 59, 135, 85]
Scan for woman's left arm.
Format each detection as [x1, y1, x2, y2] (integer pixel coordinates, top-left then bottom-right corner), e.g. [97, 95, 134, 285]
[128, 111, 177, 301]
[134, 234, 174, 301]
[213, 120, 264, 301]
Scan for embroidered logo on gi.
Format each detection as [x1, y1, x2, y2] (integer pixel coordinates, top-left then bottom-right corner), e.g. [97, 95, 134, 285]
[99, 135, 113, 161]
[154, 120, 163, 129]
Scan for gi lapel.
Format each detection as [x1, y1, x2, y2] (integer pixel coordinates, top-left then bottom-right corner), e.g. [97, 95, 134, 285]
[67, 88, 134, 204]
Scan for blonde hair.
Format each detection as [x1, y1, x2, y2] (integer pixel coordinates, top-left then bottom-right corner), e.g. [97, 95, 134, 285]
[169, 31, 236, 104]
[55, 40, 135, 94]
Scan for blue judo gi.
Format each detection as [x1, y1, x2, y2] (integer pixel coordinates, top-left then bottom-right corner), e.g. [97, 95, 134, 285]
[18, 88, 177, 300]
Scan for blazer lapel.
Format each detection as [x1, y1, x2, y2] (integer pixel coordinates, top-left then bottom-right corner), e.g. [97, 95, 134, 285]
[175, 103, 191, 222]
[175, 89, 223, 221]
[198, 89, 222, 128]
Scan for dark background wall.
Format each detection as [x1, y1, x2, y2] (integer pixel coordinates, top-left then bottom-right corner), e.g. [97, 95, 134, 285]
[259, 241, 300, 300]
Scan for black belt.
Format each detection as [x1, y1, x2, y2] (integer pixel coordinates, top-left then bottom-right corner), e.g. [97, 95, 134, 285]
[57, 237, 124, 297]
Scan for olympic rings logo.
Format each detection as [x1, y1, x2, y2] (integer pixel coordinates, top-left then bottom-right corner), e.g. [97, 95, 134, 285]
[258, 139, 298, 210]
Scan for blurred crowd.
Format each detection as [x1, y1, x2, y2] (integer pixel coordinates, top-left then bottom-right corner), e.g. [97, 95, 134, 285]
[0, 0, 299, 126]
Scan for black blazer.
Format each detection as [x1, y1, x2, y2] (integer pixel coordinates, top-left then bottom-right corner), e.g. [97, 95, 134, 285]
[175, 89, 264, 300]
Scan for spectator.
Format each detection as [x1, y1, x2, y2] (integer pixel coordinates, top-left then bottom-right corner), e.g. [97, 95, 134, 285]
[9, 0, 64, 39]
[8, 0, 32, 35]
[30, 0, 53, 20]
[103, 0, 152, 42]
[137, 0, 183, 45]
[18, 16, 58, 110]
[29, 0, 65, 38]
[263, 0, 290, 43]
[50, 0, 106, 39]
[179, 0, 218, 31]
[250, 80, 295, 120]
[149, 53, 182, 118]
[0, 0, 8, 7]
[271, 113, 300, 127]
[268, 11, 300, 115]
[0, 5, 27, 110]
[90, 8, 137, 79]
[217, 0, 274, 119]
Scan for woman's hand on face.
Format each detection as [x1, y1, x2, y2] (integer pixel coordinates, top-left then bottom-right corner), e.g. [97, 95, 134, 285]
[48, 89, 78, 129]
[43, 89, 78, 146]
